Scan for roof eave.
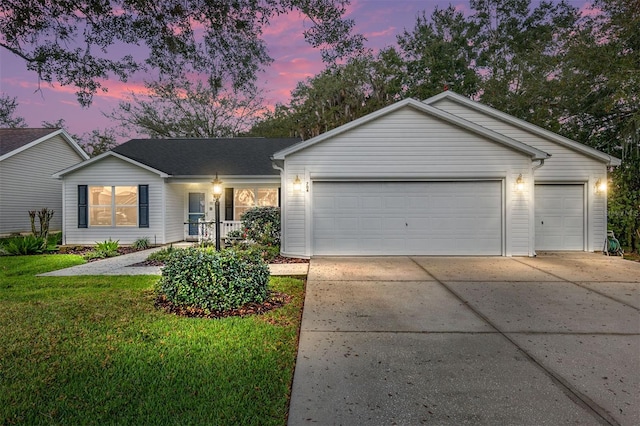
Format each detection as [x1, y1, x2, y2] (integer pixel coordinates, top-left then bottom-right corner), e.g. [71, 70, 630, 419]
[272, 98, 419, 160]
[273, 97, 550, 161]
[0, 128, 88, 162]
[425, 91, 621, 165]
[53, 151, 170, 178]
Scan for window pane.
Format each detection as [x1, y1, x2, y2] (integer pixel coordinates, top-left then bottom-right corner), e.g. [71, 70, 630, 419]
[234, 189, 255, 220]
[189, 193, 205, 213]
[234, 189, 255, 207]
[90, 207, 112, 226]
[115, 186, 137, 205]
[257, 188, 278, 206]
[115, 186, 137, 226]
[89, 186, 112, 226]
[116, 207, 137, 226]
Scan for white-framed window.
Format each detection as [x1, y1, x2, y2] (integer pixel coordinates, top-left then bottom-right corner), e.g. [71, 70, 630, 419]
[89, 185, 138, 226]
[233, 188, 278, 220]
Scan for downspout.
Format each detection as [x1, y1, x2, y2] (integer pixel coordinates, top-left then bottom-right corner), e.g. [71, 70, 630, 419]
[532, 159, 545, 172]
[530, 158, 545, 257]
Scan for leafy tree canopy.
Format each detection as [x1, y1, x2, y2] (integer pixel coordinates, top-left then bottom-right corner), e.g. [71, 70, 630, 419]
[0, 0, 364, 106]
[0, 94, 27, 128]
[108, 80, 265, 138]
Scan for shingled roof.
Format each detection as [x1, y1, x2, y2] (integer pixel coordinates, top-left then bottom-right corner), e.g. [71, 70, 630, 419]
[112, 138, 302, 176]
[0, 128, 60, 156]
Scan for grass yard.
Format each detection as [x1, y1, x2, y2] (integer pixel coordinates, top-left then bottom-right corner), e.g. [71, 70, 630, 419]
[0, 255, 304, 425]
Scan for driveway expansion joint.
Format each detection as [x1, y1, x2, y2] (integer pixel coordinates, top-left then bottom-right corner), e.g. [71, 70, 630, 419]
[511, 257, 640, 312]
[409, 257, 622, 426]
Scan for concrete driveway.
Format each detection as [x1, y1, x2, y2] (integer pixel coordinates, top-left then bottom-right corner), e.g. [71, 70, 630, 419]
[288, 254, 640, 425]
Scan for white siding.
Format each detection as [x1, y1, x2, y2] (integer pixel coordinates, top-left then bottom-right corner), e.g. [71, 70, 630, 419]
[165, 183, 186, 243]
[0, 135, 86, 234]
[61, 156, 167, 245]
[431, 98, 608, 251]
[281, 106, 533, 257]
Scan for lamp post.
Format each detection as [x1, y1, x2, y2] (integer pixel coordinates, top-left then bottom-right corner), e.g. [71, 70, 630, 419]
[212, 173, 223, 251]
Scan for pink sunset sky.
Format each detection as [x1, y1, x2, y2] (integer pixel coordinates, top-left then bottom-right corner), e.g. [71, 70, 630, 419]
[0, 0, 590, 140]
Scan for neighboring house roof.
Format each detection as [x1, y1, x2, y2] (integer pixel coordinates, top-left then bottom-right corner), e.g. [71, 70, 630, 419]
[272, 97, 551, 161]
[0, 128, 89, 161]
[54, 137, 302, 178]
[424, 91, 622, 166]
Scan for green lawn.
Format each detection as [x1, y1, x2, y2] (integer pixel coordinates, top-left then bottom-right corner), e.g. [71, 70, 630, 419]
[0, 255, 304, 425]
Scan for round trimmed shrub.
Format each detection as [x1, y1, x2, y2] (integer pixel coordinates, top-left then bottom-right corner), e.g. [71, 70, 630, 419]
[155, 247, 270, 312]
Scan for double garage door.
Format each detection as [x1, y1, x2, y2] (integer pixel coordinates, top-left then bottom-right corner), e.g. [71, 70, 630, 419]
[312, 181, 503, 255]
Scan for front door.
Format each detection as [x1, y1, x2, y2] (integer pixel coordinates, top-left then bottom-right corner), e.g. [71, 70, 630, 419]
[188, 192, 205, 237]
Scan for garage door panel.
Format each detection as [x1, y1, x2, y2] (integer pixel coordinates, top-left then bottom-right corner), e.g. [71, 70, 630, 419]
[535, 184, 584, 251]
[312, 181, 502, 255]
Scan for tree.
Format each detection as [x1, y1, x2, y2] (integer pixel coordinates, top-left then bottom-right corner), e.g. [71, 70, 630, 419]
[397, 6, 481, 100]
[0, 0, 364, 106]
[251, 49, 404, 139]
[470, 0, 580, 129]
[81, 129, 120, 157]
[108, 80, 266, 138]
[0, 94, 27, 128]
[246, 104, 298, 138]
[564, 0, 640, 252]
[42, 118, 117, 156]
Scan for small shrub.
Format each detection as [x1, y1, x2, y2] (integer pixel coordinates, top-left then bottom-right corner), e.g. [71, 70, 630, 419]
[83, 251, 107, 261]
[156, 247, 269, 313]
[48, 232, 63, 246]
[240, 206, 280, 246]
[84, 238, 119, 260]
[2, 235, 47, 255]
[133, 237, 151, 250]
[251, 244, 280, 262]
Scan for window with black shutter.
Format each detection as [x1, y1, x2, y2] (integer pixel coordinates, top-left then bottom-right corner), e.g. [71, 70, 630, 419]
[139, 185, 149, 228]
[78, 185, 88, 228]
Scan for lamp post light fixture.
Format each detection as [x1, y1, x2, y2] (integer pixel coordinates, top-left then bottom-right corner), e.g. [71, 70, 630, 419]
[212, 173, 223, 251]
[515, 174, 525, 192]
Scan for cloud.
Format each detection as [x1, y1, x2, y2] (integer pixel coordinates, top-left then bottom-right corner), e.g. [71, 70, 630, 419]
[366, 27, 396, 38]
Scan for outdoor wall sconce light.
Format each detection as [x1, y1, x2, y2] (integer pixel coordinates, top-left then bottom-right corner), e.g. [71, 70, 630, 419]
[515, 174, 525, 192]
[293, 175, 302, 193]
[212, 173, 223, 251]
[595, 178, 607, 194]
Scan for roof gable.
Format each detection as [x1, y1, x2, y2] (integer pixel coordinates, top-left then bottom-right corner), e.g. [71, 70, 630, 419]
[53, 151, 170, 179]
[424, 91, 621, 166]
[272, 98, 550, 161]
[0, 128, 89, 161]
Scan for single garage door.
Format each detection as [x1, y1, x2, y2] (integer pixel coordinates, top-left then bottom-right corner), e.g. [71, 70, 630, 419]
[535, 184, 584, 250]
[312, 181, 502, 255]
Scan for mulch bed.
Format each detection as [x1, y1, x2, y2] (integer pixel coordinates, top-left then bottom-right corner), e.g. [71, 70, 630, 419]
[58, 245, 311, 266]
[129, 254, 310, 267]
[155, 292, 292, 319]
[58, 246, 143, 262]
[270, 255, 310, 264]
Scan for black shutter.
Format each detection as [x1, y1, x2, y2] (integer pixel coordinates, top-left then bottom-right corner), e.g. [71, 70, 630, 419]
[78, 185, 88, 228]
[278, 187, 281, 207]
[139, 185, 149, 228]
[225, 188, 234, 221]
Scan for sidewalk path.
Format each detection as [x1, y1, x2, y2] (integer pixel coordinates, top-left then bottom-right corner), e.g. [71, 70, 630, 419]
[38, 247, 308, 277]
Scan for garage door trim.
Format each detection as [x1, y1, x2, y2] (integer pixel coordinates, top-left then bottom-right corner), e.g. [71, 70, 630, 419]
[534, 182, 587, 251]
[310, 179, 505, 256]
